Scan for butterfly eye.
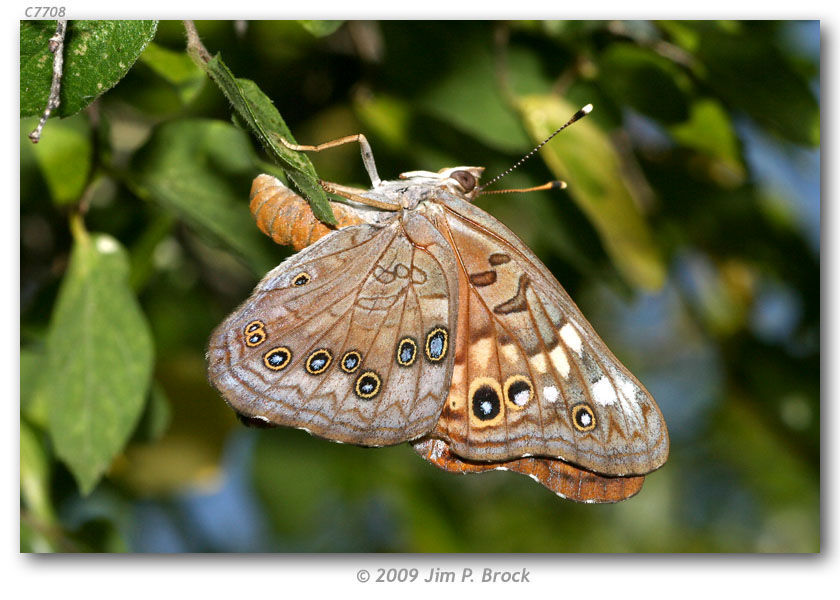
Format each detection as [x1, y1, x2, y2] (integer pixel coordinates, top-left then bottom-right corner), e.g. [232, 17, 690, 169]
[571, 403, 597, 432]
[450, 170, 477, 192]
[293, 272, 311, 286]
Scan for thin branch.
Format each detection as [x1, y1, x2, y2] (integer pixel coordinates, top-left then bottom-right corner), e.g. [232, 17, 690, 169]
[29, 20, 68, 143]
[183, 20, 211, 64]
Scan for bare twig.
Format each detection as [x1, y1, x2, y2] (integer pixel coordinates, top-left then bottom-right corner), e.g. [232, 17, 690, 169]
[29, 20, 68, 144]
[183, 20, 211, 64]
[606, 20, 697, 70]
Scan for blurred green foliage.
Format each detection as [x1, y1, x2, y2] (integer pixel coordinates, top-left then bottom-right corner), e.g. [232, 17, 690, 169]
[20, 20, 819, 553]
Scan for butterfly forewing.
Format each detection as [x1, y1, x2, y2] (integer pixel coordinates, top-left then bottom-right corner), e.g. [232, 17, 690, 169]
[208, 212, 459, 446]
[427, 196, 668, 477]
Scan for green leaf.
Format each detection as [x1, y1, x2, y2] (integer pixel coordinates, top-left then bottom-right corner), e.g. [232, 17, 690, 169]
[20, 20, 158, 118]
[21, 420, 57, 552]
[417, 44, 535, 153]
[138, 41, 206, 106]
[22, 113, 92, 205]
[21, 420, 55, 524]
[129, 118, 278, 274]
[664, 22, 819, 146]
[45, 227, 154, 495]
[297, 21, 344, 37]
[196, 53, 335, 225]
[239, 78, 335, 225]
[518, 95, 665, 291]
[670, 98, 746, 185]
[21, 348, 48, 427]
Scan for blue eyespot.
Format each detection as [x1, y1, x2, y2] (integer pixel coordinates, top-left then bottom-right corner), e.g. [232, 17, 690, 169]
[424, 327, 448, 362]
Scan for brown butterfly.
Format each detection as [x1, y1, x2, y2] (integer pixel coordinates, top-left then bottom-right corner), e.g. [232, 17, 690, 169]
[208, 106, 668, 503]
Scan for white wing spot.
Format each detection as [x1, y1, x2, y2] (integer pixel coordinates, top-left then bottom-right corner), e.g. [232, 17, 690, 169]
[452, 363, 465, 384]
[559, 323, 583, 355]
[549, 345, 570, 378]
[618, 376, 640, 406]
[544, 386, 559, 403]
[513, 389, 530, 406]
[591, 377, 618, 406]
[530, 353, 548, 373]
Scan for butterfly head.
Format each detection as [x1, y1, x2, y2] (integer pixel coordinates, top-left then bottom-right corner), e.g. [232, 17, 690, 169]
[396, 166, 485, 202]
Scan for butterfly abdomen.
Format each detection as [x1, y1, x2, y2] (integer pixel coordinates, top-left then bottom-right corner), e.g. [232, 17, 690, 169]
[250, 174, 365, 251]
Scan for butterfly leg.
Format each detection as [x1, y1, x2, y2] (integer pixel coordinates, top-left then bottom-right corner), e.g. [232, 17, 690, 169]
[277, 134, 381, 188]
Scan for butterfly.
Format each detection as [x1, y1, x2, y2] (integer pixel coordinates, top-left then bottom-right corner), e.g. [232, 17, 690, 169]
[207, 106, 668, 503]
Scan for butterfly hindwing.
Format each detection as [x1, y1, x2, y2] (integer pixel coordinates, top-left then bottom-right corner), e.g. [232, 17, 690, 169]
[412, 438, 645, 503]
[208, 211, 459, 446]
[426, 196, 669, 477]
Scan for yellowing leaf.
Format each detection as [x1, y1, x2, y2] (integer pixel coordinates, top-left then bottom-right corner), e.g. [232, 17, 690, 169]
[354, 93, 412, 149]
[518, 95, 665, 291]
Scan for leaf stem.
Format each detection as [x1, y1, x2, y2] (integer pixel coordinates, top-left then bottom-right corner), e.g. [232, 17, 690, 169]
[183, 20, 211, 65]
[68, 210, 89, 245]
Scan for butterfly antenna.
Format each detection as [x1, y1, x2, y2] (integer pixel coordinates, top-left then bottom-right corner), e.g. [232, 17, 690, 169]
[480, 180, 567, 195]
[477, 103, 592, 192]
